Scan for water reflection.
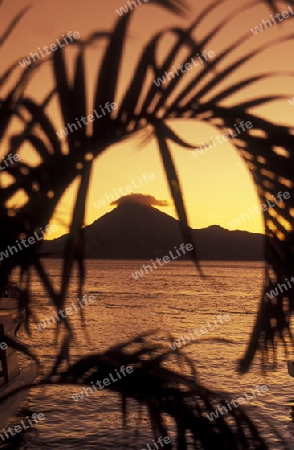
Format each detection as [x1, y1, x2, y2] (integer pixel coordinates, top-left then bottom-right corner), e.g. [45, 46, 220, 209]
[286, 402, 294, 436]
[0, 408, 41, 450]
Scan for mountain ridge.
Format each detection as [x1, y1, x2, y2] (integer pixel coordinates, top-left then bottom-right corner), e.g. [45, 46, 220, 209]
[42, 202, 264, 260]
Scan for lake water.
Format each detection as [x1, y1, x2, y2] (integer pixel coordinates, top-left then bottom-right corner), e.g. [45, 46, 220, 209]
[9, 260, 294, 449]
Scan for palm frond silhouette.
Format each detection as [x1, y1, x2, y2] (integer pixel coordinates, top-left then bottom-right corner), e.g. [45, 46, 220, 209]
[0, 0, 293, 447]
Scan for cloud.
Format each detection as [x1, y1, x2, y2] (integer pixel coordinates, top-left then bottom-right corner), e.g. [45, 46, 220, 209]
[111, 193, 169, 207]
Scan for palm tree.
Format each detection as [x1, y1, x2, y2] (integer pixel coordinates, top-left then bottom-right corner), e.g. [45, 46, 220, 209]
[0, 0, 293, 447]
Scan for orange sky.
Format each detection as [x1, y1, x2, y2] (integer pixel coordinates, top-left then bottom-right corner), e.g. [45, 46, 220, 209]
[1, 0, 293, 239]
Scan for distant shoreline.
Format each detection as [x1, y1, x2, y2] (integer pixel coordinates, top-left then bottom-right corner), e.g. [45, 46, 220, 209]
[40, 206, 264, 261]
[38, 255, 264, 261]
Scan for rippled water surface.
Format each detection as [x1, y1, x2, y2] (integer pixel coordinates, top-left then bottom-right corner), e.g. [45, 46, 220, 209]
[11, 260, 294, 448]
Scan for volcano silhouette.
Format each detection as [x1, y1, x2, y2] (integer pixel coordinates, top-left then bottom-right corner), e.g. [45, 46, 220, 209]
[43, 202, 264, 260]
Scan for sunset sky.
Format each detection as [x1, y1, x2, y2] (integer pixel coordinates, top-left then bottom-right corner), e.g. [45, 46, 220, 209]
[1, 0, 293, 239]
